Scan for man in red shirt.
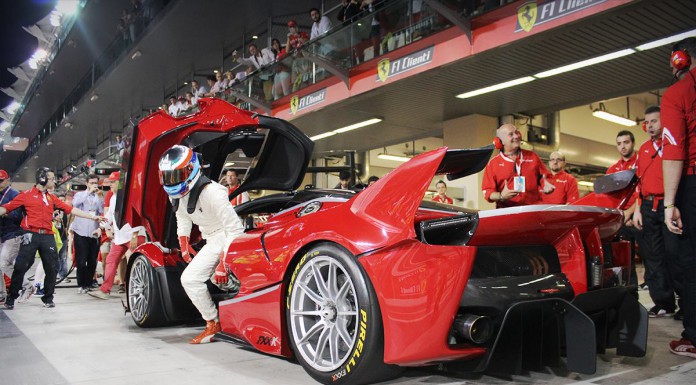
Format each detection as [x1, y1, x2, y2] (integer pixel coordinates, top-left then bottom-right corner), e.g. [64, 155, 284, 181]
[540, 151, 579, 204]
[0, 168, 105, 309]
[607, 129, 640, 286]
[482, 124, 553, 208]
[633, 106, 681, 318]
[432, 180, 453, 204]
[661, 37, 696, 358]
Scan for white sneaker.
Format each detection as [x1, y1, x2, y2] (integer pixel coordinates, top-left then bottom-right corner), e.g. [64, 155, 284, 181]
[77, 287, 90, 294]
[87, 290, 110, 300]
[17, 287, 35, 303]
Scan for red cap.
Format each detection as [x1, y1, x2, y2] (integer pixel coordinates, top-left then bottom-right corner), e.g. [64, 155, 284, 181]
[0, 169, 8, 180]
[107, 171, 120, 181]
[287, 20, 297, 27]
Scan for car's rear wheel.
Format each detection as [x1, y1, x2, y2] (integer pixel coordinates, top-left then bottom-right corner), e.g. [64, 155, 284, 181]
[128, 254, 166, 327]
[286, 243, 402, 385]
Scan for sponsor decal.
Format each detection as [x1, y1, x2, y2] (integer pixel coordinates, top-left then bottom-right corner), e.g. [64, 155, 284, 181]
[376, 46, 434, 82]
[290, 89, 326, 115]
[515, 0, 607, 33]
[345, 309, 368, 373]
[257, 335, 279, 347]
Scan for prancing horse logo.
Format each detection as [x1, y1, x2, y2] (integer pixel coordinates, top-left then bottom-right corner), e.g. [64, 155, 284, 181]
[377, 58, 390, 82]
[517, 1, 537, 32]
[290, 95, 300, 115]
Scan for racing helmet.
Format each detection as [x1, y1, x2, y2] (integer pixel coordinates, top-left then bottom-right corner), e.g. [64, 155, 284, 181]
[158, 145, 201, 198]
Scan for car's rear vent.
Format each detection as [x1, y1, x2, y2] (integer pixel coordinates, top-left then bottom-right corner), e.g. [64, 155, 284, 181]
[471, 245, 561, 278]
[417, 213, 478, 246]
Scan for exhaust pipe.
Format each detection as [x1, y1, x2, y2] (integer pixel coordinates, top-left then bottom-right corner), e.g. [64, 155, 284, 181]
[454, 314, 493, 344]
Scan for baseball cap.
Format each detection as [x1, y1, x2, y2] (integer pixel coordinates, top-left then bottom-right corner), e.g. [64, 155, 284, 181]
[0, 169, 8, 180]
[107, 171, 120, 181]
[287, 20, 297, 28]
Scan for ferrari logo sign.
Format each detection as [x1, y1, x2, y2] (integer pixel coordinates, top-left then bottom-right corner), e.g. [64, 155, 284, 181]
[515, 0, 607, 33]
[290, 95, 299, 115]
[377, 58, 390, 82]
[289, 89, 326, 115]
[517, 1, 537, 32]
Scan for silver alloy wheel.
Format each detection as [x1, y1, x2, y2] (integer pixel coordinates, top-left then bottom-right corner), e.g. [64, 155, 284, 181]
[129, 257, 150, 322]
[289, 255, 359, 372]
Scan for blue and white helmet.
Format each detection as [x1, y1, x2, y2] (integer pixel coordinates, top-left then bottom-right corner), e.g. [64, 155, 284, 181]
[158, 145, 201, 198]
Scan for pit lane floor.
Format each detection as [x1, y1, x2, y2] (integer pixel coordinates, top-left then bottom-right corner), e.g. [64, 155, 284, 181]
[1, 273, 695, 385]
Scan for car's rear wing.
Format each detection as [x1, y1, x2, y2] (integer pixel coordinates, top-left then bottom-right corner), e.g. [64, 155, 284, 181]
[572, 170, 637, 210]
[436, 145, 494, 181]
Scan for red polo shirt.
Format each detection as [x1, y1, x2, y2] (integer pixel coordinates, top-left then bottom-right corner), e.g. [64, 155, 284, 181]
[540, 170, 579, 204]
[432, 195, 453, 204]
[662, 67, 696, 174]
[1, 186, 73, 233]
[636, 138, 664, 197]
[482, 149, 550, 208]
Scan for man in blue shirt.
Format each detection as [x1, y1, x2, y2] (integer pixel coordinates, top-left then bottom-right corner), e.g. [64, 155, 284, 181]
[71, 175, 104, 293]
[0, 170, 25, 305]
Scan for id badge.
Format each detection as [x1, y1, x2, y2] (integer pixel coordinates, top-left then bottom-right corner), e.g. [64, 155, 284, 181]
[513, 176, 526, 192]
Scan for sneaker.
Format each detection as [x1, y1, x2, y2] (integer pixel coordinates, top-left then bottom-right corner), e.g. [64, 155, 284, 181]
[88, 290, 110, 300]
[674, 309, 684, 321]
[669, 339, 696, 358]
[17, 287, 35, 303]
[639, 282, 649, 290]
[649, 305, 676, 318]
[36, 288, 45, 296]
[77, 287, 90, 294]
[3, 297, 13, 310]
[118, 284, 126, 294]
[189, 320, 221, 344]
[42, 301, 55, 308]
[0, 296, 5, 305]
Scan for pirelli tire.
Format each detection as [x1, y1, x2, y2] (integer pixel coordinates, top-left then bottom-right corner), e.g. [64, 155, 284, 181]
[127, 254, 167, 328]
[286, 243, 403, 385]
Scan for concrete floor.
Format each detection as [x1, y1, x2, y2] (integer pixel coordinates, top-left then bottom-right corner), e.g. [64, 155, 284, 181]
[2, 269, 695, 385]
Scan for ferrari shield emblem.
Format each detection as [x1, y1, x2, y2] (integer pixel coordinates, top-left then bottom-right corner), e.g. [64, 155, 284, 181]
[517, 1, 537, 32]
[377, 58, 390, 82]
[290, 95, 299, 115]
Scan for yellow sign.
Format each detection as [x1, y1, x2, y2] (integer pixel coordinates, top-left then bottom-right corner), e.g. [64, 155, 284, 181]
[290, 95, 299, 115]
[517, 1, 538, 32]
[377, 58, 390, 82]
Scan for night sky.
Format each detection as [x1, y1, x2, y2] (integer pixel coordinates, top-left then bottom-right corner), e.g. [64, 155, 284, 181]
[0, 0, 55, 113]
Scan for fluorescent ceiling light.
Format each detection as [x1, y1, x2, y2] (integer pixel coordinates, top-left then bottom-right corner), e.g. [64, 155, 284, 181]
[592, 110, 636, 127]
[636, 29, 696, 51]
[578, 181, 594, 187]
[333, 118, 382, 133]
[0, 121, 10, 131]
[378, 154, 411, 162]
[535, 49, 636, 78]
[310, 131, 337, 141]
[6, 102, 21, 114]
[456, 77, 536, 99]
[55, 0, 80, 16]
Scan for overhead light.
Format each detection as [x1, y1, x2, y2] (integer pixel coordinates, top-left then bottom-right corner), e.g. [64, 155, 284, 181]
[34, 155, 39, 159]
[214, 69, 219, 73]
[578, 181, 594, 188]
[535, 49, 636, 78]
[47, 140, 53, 146]
[6, 102, 21, 114]
[55, 0, 80, 16]
[50, 12, 62, 27]
[311, 118, 382, 141]
[183, 81, 188, 85]
[252, 35, 258, 39]
[131, 50, 142, 60]
[64, 122, 73, 128]
[591, 102, 636, 127]
[456, 77, 536, 99]
[310, 131, 337, 141]
[333, 118, 382, 133]
[378, 154, 411, 162]
[0, 121, 10, 131]
[90, 93, 99, 102]
[636, 29, 696, 51]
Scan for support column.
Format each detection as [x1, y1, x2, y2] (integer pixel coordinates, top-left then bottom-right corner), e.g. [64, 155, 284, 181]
[443, 114, 498, 210]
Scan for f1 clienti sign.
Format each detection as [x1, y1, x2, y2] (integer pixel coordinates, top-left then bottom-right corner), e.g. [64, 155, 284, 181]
[376, 46, 435, 82]
[516, 0, 607, 32]
[290, 88, 326, 115]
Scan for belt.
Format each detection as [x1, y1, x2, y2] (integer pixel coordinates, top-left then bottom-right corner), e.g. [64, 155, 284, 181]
[28, 228, 52, 235]
[642, 194, 663, 201]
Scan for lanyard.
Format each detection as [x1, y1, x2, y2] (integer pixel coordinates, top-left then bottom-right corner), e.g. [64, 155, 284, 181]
[0, 188, 10, 204]
[514, 152, 523, 176]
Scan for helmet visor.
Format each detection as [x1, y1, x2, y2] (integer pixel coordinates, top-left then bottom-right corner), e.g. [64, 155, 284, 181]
[158, 167, 191, 186]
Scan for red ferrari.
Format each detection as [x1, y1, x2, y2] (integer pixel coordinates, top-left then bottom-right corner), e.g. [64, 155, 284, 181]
[119, 99, 647, 385]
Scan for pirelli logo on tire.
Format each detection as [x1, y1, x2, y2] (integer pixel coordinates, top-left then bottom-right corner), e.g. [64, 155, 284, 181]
[286, 251, 314, 309]
[345, 309, 368, 373]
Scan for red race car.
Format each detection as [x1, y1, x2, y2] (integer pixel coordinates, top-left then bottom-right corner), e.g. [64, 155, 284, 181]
[118, 99, 647, 385]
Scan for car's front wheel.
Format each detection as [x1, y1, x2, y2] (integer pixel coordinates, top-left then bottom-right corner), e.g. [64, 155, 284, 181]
[286, 243, 401, 385]
[128, 254, 166, 327]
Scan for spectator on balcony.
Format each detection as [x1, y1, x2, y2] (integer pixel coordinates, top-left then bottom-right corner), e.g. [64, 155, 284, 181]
[232, 44, 274, 71]
[310, 8, 333, 40]
[286, 20, 309, 54]
[167, 96, 179, 116]
[338, 0, 361, 26]
[270, 39, 291, 100]
[191, 80, 207, 100]
[204, 72, 225, 98]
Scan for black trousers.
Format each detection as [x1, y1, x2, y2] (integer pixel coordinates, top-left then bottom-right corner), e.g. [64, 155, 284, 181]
[8, 232, 59, 303]
[640, 200, 679, 310]
[676, 175, 696, 343]
[73, 233, 99, 289]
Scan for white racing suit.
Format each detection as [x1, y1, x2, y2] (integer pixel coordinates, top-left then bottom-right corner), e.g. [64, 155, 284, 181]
[174, 181, 243, 321]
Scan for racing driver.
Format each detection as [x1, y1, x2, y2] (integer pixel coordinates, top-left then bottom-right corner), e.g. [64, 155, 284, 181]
[158, 145, 244, 344]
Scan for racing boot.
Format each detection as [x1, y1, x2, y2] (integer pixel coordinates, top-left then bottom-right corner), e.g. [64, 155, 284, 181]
[189, 320, 221, 344]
